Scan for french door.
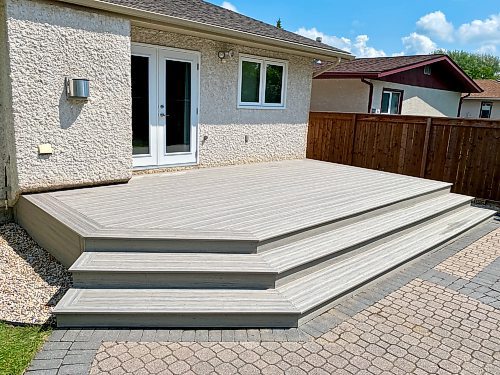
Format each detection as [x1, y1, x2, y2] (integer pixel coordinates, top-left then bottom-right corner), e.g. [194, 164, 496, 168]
[131, 44, 199, 168]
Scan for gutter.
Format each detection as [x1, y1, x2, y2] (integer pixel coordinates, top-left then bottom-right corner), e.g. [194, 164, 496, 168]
[55, 0, 354, 61]
[361, 78, 374, 113]
[457, 93, 470, 117]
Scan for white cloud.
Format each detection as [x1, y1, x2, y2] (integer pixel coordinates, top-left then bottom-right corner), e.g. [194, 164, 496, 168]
[457, 13, 500, 44]
[221, 1, 238, 12]
[295, 27, 386, 57]
[416, 11, 454, 42]
[401, 32, 437, 55]
[353, 35, 387, 57]
[295, 27, 352, 52]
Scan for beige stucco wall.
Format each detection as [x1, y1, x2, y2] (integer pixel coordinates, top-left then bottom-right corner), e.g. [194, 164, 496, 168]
[132, 26, 311, 167]
[371, 80, 461, 117]
[460, 99, 500, 119]
[310, 79, 369, 113]
[4, 0, 132, 201]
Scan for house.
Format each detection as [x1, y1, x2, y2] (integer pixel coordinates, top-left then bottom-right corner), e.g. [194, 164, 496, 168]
[0, 0, 353, 216]
[460, 79, 500, 119]
[1, 0, 494, 328]
[311, 55, 482, 117]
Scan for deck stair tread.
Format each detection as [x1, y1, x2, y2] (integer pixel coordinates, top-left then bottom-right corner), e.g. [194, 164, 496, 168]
[278, 206, 492, 314]
[71, 253, 273, 274]
[261, 193, 472, 272]
[73, 194, 471, 278]
[55, 288, 298, 314]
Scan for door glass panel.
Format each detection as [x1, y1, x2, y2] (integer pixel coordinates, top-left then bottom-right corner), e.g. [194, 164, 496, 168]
[265, 64, 284, 104]
[131, 55, 150, 155]
[390, 92, 400, 114]
[241, 61, 261, 103]
[381, 92, 390, 113]
[165, 60, 191, 153]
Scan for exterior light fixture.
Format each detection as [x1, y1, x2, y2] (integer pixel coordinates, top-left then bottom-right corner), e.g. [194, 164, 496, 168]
[217, 50, 234, 63]
[66, 78, 90, 100]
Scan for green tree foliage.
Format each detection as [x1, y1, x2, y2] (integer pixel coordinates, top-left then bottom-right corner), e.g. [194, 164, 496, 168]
[276, 18, 282, 29]
[434, 50, 500, 79]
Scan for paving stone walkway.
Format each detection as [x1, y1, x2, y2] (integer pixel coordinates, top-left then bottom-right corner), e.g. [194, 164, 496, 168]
[27, 218, 500, 375]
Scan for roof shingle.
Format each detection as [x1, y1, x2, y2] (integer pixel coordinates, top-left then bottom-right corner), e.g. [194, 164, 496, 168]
[469, 80, 500, 99]
[324, 55, 441, 74]
[98, 0, 350, 55]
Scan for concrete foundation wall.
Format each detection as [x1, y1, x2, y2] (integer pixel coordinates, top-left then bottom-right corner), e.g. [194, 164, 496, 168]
[132, 27, 312, 167]
[0, 0, 17, 204]
[4, 0, 132, 200]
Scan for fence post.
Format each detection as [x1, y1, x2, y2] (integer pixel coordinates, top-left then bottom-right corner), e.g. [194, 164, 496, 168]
[348, 113, 357, 165]
[420, 117, 432, 177]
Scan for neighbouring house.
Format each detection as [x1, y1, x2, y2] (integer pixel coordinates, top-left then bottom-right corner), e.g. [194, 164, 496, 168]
[0, 0, 353, 219]
[311, 55, 482, 117]
[460, 79, 500, 119]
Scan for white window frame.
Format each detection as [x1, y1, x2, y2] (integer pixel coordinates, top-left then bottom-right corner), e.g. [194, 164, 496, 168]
[237, 54, 288, 109]
[380, 89, 403, 115]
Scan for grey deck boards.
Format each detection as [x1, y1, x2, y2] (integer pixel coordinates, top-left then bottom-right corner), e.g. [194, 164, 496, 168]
[279, 206, 493, 314]
[40, 160, 451, 241]
[16, 159, 495, 328]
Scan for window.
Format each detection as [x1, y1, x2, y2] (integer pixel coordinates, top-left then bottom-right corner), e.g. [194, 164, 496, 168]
[381, 89, 403, 114]
[238, 55, 287, 108]
[479, 101, 493, 119]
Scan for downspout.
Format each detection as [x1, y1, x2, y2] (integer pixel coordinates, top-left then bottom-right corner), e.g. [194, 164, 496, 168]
[457, 93, 470, 117]
[361, 78, 373, 113]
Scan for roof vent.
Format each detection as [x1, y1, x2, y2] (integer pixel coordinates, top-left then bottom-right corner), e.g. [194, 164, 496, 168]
[424, 65, 432, 75]
[316, 37, 322, 43]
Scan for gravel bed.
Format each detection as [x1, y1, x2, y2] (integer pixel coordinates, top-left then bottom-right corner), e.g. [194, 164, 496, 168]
[0, 223, 72, 325]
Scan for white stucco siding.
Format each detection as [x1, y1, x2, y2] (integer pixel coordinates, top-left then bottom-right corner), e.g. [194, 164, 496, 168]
[460, 99, 500, 120]
[371, 81, 461, 117]
[4, 0, 132, 198]
[310, 79, 369, 113]
[131, 26, 311, 166]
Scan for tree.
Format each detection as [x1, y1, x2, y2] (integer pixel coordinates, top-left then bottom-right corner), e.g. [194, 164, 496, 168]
[276, 18, 282, 29]
[434, 50, 500, 79]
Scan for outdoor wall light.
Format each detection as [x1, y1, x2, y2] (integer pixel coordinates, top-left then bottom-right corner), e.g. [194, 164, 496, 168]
[217, 50, 234, 63]
[66, 78, 90, 100]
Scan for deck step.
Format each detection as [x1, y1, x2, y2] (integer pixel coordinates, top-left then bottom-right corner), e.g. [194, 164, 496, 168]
[72, 194, 472, 289]
[263, 193, 472, 282]
[54, 289, 299, 328]
[71, 253, 275, 289]
[278, 206, 493, 322]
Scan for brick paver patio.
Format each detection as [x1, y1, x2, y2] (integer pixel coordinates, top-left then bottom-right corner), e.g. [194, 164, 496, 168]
[27, 218, 500, 375]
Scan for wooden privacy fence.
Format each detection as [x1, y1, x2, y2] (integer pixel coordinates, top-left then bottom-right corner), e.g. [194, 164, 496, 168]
[307, 112, 500, 201]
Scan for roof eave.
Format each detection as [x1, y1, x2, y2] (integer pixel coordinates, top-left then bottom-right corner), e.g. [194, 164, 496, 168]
[315, 72, 379, 79]
[55, 0, 354, 61]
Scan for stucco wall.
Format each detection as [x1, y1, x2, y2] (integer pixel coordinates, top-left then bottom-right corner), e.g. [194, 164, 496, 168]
[460, 99, 500, 120]
[132, 26, 311, 167]
[311, 78, 461, 117]
[310, 79, 369, 113]
[371, 80, 461, 117]
[4, 0, 132, 199]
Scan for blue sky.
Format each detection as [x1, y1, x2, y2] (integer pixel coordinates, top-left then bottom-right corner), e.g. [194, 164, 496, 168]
[208, 1, 500, 57]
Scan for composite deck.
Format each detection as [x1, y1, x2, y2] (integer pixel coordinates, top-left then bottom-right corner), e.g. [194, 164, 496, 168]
[15, 159, 495, 327]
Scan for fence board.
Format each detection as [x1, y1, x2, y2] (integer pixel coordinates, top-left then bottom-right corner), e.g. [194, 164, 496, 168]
[308, 112, 500, 201]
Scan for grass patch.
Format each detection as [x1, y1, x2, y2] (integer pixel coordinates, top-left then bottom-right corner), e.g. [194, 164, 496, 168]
[0, 322, 52, 375]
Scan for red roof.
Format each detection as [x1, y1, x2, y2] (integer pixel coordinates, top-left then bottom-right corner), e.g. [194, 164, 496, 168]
[469, 80, 500, 99]
[316, 55, 482, 93]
